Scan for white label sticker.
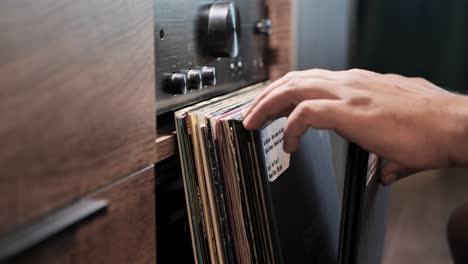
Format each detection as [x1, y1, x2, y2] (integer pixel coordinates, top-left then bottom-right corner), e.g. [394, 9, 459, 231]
[261, 117, 290, 182]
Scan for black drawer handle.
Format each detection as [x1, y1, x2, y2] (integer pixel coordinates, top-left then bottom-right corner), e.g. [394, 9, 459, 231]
[0, 198, 108, 262]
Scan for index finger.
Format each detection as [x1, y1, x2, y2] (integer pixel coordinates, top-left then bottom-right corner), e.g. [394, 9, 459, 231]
[243, 69, 337, 118]
[243, 78, 341, 130]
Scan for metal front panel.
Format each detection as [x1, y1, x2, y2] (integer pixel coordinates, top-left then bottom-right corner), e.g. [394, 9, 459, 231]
[154, 0, 269, 114]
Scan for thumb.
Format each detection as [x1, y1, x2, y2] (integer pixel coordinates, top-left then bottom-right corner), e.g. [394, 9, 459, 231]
[381, 161, 421, 185]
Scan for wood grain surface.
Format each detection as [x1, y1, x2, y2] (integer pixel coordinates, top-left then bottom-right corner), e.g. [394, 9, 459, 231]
[265, 0, 293, 80]
[0, 0, 156, 235]
[10, 165, 156, 264]
[156, 131, 177, 163]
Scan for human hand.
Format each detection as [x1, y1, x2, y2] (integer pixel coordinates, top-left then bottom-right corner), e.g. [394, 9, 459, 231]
[243, 69, 468, 185]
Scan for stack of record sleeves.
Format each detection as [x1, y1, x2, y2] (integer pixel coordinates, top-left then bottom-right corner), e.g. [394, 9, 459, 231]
[174, 82, 285, 263]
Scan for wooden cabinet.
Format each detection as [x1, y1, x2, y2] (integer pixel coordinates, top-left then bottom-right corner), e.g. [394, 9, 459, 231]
[266, 0, 293, 80]
[9, 166, 156, 264]
[0, 0, 157, 235]
[0, 0, 293, 262]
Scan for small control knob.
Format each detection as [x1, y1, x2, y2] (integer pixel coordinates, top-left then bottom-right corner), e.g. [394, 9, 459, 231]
[164, 73, 187, 94]
[186, 69, 203, 90]
[198, 1, 241, 58]
[255, 19, 272, 35]
[201, 66, 216, 86]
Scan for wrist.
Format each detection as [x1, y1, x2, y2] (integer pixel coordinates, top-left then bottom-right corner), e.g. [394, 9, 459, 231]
[447, 95, 468, 167]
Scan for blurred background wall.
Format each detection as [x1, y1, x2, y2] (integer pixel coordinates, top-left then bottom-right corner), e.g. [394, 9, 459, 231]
[357, 0, 468, 92]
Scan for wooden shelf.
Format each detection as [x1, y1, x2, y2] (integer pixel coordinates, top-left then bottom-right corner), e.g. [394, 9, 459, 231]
[156, 131, 178, 163]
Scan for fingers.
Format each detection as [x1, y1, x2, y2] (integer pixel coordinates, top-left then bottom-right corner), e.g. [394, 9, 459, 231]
[243, 78, 342, 130]
[283, 100, 344, 153]
[381, 161, 421, 185]
[243, 69, 337, 118]
[242, 73, 294, 118]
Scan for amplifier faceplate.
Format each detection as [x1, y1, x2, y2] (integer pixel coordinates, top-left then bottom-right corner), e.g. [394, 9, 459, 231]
[154, 0, 269, 114]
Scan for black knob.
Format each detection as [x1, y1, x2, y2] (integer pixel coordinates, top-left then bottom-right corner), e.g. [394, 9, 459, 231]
[198, 1, 241, 58]
[186, 69, 202, 90]
[164, 73, 187, 94]
[201, 66, 216, 86]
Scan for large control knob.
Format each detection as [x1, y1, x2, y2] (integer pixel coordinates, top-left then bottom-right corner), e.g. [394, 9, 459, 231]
[198, 1, 241, 58]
